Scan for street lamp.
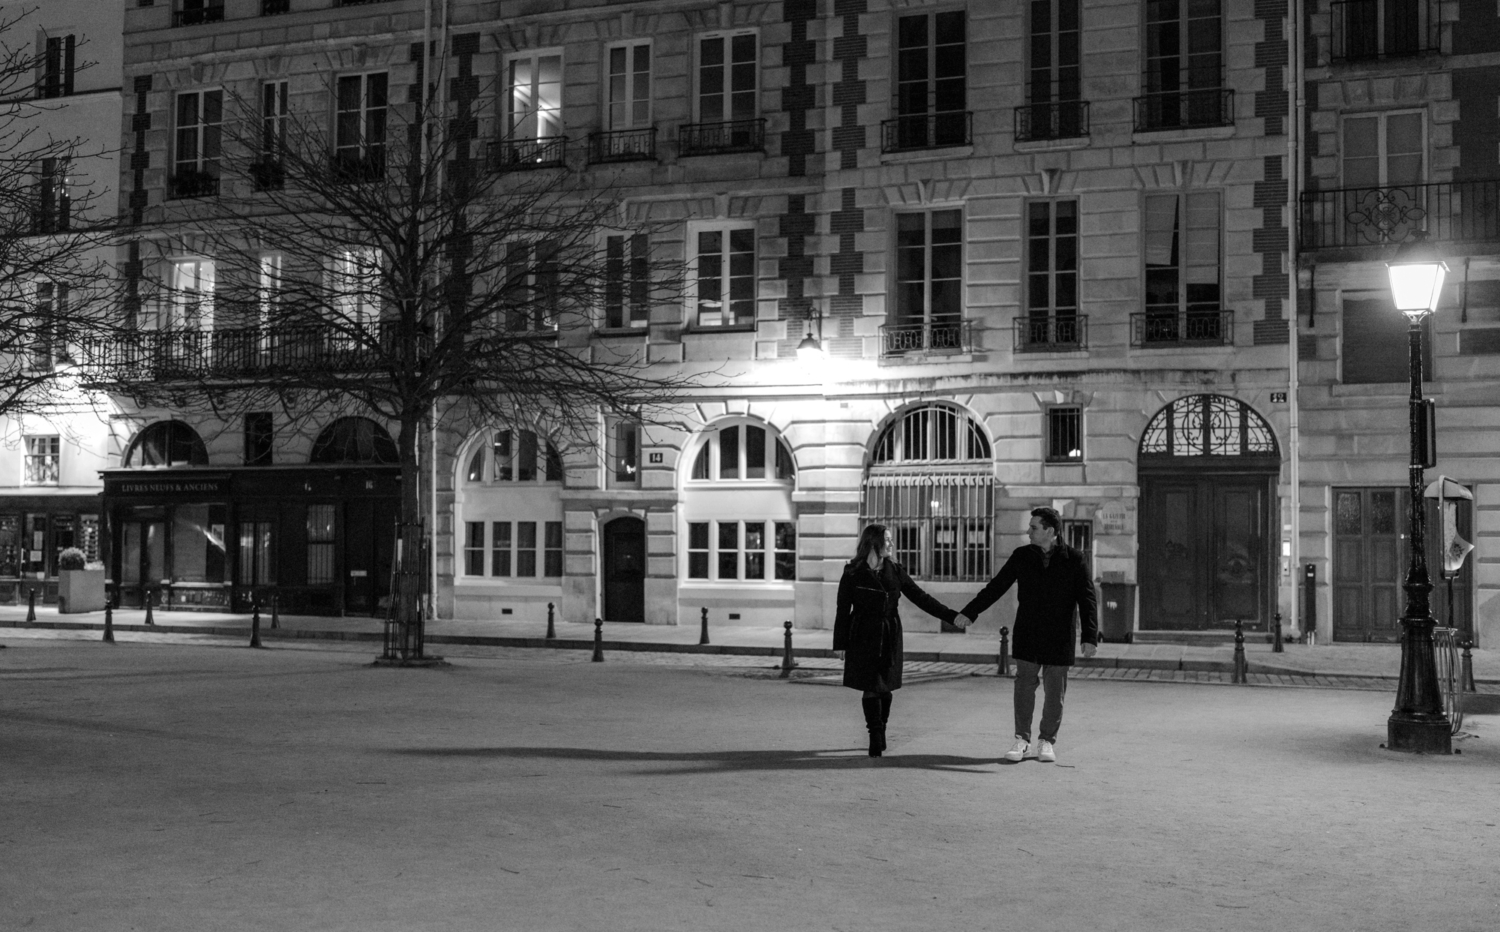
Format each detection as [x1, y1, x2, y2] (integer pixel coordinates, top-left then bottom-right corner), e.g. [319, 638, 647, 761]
[1385, 233, 1451, 754]
[797, 306, 825, 362]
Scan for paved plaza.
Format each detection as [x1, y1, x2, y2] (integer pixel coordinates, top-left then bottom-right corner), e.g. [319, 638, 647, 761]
[2, 634, 1497, 932]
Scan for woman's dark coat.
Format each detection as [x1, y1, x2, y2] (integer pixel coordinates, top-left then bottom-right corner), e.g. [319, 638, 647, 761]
[959, 543, 1099, 667]
[833, 558, 957, 692]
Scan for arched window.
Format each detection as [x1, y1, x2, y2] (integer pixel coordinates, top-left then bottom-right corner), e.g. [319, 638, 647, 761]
[124, 421, 209, 467]
[1139, 395, 1279, 458]
[689, 422, 796, 482]
[464, 428, 564, 484]
[309, 417, 399, 464]
[864, 404, 994, 581]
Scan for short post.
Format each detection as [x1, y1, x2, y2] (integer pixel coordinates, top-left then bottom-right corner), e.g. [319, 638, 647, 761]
[1273, 612, 1285, 653]
[249, 600, 263, 648]
[779, 621, 795, 678]
[1462, 640, 1478, 693]
[25, 587, 36, 623]
[102, 601, 115, 643]
[1232, 620, 1248, 684]
[998, 626, 1010, 677]
[591, 618, 604, 662]
[143, 589, 155, 626]
[699, 606, 710, 646]
[270, 593, 280, 629]
[545, 602, 556, 640]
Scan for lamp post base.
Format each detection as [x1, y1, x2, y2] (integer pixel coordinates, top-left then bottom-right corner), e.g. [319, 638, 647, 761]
[1387, 714, 1452, 754]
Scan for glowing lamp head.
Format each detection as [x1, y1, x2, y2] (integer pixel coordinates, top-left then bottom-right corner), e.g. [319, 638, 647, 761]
[1386, 234, 1448, 319]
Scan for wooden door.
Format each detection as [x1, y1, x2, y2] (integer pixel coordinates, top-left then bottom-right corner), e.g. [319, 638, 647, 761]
[344, 500, 375, 615]
[1333, 488, 1404, 642]
[1141, 474, 1270, 630]
[1140, 479, 1205, 629]
[602, 517, 645, 623]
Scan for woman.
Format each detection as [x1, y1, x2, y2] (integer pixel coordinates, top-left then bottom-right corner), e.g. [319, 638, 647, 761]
[832, 524, 959, 757]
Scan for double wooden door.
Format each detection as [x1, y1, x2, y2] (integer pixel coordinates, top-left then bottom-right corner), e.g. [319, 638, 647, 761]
[1140, 473, 1271, 630]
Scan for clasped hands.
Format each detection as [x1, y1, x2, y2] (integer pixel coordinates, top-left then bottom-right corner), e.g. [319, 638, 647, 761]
[949, 612, 1098, 658]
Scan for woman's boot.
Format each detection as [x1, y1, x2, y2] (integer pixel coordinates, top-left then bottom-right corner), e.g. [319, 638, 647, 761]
[861, 697, 884, 757]
[879, 693, 892, 753]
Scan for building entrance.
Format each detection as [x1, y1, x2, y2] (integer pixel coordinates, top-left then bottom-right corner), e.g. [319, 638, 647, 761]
[602, 516, 645, 622]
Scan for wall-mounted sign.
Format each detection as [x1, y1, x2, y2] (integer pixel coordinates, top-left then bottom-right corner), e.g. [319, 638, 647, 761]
[107, 476, 231, 498]
[648, 452, 664, 464]
[1270, 391, 1287, 403]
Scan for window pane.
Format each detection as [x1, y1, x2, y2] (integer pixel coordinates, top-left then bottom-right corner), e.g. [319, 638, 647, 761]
[720, 426, 739, 479]
[745, 426, 766, 479]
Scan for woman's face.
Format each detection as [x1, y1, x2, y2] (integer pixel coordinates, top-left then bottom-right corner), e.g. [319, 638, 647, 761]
[874, 531, 893, 558]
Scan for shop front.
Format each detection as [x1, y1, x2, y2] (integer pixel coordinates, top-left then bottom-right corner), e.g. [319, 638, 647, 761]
[0, 494, 103, 605]
[102, 466, 401, 616]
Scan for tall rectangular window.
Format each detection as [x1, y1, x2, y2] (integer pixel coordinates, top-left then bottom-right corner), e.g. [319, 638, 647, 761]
[694, 224, 756, 327]
[24, 436, 59, 486]
[238, 518, 275, 586]
[35, 158, 70, 233]
[544, 521, 563, 577]
[893, 11, 967, 148]
[717, 522, 739, 579]
[27, 282, 66, 371]
[774, 522, 796, 580]
[335, 73, 387, 178]
[244, 412, 273, 466]
[504, 242, 558, 332]
[39, 35, 76, 99]
[697, 32, 758, 122]
[506, 52, 563, 140]
[606, 42, 651, 130]
[1143, 191, 1221, 337]
[1023, 0, 1081, 140]
[491, 522, 512, 576]
[465, 522, 485, 576]
[744, 522, 766, 579]
[1142, 0, 1224, 128]
[609, 419, 640, 486]
[258, 253, 284, 330]
[603, 234, 650, 329]
[516, 522, 538, 577]
[169, 258, 216, 329]
[306, 504, 335, 584]
[688, 522, 710, 578]
[894, 209, 963, 344]
[1047, 406, 1083, 462]
[1024, 200, 1080, 348]
[1336, 0, 1434, 61]
[173, 90, 222, 197]
[334, 247, 380, 329]
[1342, 112, 1424, 189]
[256, 79, 288, 190]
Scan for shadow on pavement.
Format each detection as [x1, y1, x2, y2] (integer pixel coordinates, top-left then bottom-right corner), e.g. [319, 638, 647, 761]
[387, 745, 997, 773]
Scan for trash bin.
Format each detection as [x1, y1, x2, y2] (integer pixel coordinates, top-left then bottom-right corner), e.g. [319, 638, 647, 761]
[1099, 582, 1135, 643]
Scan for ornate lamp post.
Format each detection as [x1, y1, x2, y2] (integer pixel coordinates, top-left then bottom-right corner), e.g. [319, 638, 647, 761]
[1386, 234, 1451, 754]
[797, 306, 825, 362]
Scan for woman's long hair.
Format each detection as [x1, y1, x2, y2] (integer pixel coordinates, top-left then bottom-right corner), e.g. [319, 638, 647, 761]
[849, 524, 889, 568]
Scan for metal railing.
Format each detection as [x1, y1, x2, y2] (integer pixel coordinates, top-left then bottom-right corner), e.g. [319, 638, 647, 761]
[1331, 0, 1439, 62]
[488, 136, 567, 172]
[1014, 315, 1087, 352]
[880, 111, 973, 153]
[329, 150, 384, 183]
[588, 127, 656, 164]
[261, 0, 291, 14]
[173, 5, 225, 27]
[1299, 180, 1500, 248]
[1133, 88, 1234, 132]
[880, 320, 975, 356]
[678, 118, 766, 156]
[1130, 309, 1233, 347]
[1014, 100, 1089, 142]
[168, 170, 219, 199]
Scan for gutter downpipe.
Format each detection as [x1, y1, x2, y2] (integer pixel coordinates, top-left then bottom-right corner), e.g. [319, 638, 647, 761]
[1287, 0, 1306, 640]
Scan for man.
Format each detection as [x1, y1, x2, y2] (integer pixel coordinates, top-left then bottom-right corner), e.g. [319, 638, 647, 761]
[954, 507, 1098, 764]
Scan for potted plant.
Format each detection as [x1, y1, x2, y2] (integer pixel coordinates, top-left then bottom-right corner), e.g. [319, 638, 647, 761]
[57, 547, 106, 614]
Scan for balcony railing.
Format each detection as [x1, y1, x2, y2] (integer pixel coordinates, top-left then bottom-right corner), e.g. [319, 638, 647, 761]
[1331, 0, 1439, 62]
[1014, 315, 1087, 352]
[173, 4, 225, 27]
[1130, 309, 1233, 348]
[881, 111, 973, 153]
[250, 157, 285, 192]
[1014, 101, 1089, 142]
[588, 127, 656, 164]
[678, 118, 766, 156]
[1300, 180, 1500, 249]
[880, 320, 975, 357]
[329, 150, 384, 183]
[1133, 88, 1234, 132]
[262, 0, 291, 15]
[168, 169, 219, 199]
[488, 136, 567, 172]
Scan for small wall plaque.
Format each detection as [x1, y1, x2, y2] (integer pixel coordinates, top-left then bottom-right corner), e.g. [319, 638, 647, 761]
[1270, 391, 1287, 403]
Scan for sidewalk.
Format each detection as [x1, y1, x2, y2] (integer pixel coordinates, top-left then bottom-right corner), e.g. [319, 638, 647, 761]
[3, 603, 1494, 683]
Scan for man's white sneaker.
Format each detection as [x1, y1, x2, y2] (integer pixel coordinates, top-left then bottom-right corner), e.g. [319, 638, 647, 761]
[1003, 738, 1030, 762]
[1037, 739, 1056, 763]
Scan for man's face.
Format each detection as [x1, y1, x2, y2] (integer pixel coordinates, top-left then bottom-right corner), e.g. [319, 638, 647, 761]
[1027, 516, 1058, 549]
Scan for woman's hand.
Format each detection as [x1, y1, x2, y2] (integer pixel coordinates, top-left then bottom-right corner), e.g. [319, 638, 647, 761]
[833, 650, 844, 661]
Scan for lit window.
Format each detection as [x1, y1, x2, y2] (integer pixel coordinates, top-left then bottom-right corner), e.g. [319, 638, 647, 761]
[464, 429, 563, 484]
[689, 423, 796, 483]
[506, 52, 563, 141]
[1047, 406, 1083, 462]
[24, 436, 60, 486]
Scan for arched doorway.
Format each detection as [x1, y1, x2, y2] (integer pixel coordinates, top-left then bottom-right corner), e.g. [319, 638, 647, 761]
[1138, 395, 1280, 632]
[602, 516, 645, 623]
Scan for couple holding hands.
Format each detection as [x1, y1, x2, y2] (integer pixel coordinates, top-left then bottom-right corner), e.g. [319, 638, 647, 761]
[832, 507, 1100, 761]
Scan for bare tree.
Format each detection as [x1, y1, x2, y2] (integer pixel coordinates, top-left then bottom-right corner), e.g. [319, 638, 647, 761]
[84, 73, 698, 647]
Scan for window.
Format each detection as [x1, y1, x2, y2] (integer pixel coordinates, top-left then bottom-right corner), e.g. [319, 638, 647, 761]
[1141, 191, 1224, 345]
[506, 51, 563, 141]
[1063, 519, 1092, 561]
[173, 504, 226, 584]
[255, 80, 288, 191]
[259, 252, 284, 330]
[306, 504, 335, 585]
[309, 417, 399, 464]
[697, 32, 757, 123]
[238, 513, 275, 586]
[124, 421, 209, 467]
[174, 1, 224, 27]
[334, 73, 387, 180]
[685, 520, 795, 581]
[465, 429, 563, 484]
[24, 436, 60, 486]
[1139, 394, 1279, 457]
[34, 158, 71, 234]
[603, 234, 650, 329]
[689, 424, 796, 483]
[504, 242, 558, 332]
[38, 35, 74, 99]
[1140, 0, 1227, 130]
[1334, 0, 1438, 62]
[262, 0, 291, 14]
[466, 520, 563, 577]
[694, 224, 756, 327]
[608, 419, 639, 487]
[1022, 200, 1081, 350]
[544, 522, 563, 577]
[891, 209, 963, 351]
[1047, 406, 1083, 462]
[1020, 0, 1084, 140]
[1341, 295, 1432, 385]
[244, 412, 273, 466]
[172, 90, 222, 198]
[888, 10, 968, 150]
[168, 258, 215, 329]
[26, 282, 67, 371]
[464, 522, 485, 576]
[1343, 111, 1424, 189]
[333, 247, 380, 329]
[607, 42, 651, 130]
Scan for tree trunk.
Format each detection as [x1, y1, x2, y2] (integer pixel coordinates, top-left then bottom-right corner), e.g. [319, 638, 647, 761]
[395, 412, 424, 629]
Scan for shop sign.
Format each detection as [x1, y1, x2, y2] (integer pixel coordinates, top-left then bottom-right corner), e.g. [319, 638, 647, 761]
[108, 476, 231, 498]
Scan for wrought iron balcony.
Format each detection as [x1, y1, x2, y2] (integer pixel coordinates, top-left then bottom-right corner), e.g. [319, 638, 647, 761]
[880, 320, 975, 357]
[1300, 180, 1500, 249]
[1331, 0, 1439, 62]
[588, 128, 656, 164]
[173, 4, 224, 27]
[168, 169, 219, 199]
[1133, 88, 1234, 132]
[329, 150, 384, 183]
[1014, 101, 1089, 142]
[678, 118, 766, 156]
[1130, 309, 1233, 348]
[881, 112, 973, 153]
[1014, 315, 1087, 352]
[488, 136, 567, 172]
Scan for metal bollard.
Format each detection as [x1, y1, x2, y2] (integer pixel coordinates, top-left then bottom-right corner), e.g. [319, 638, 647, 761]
[144, 589, 155, 626]
[998, 626, 1010, 677]
[102, 602, 115, 643]
[25, 588, 36, 623]
[591, 618, 604, 662]
[1232, 620, 1248, 684]
[270, 593, 280, 629]
[545, 602, 556, 640]
[249, 600, 263, 648]
[699, 606, 710, 646]
[779, 621, 795, 678]
[1462, 640, 1478, 693]
[1273, 612, 1284, 653]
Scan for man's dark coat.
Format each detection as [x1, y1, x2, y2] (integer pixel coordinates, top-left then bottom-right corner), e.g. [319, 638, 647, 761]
[960, 543, 1100, 666]
[832, 558, 956, 692]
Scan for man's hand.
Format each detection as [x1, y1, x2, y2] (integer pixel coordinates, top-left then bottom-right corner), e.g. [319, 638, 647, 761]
[1081, 642, 1098, 659]
[951, 612, 972, 628]
[833, 650, 844, 661]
